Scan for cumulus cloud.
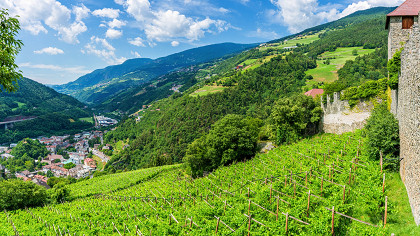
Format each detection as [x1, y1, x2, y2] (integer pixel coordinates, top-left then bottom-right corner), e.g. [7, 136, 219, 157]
[128, 37, 146, 46]
[92, 8, 121, 18]
[117, 0, 232, 43]
[0, 0, 88, 44]
[269, 0, 404, 34]
[82, 36, 126, 64]
[73, 4, 90, 21]
[171, 41, 180, 47]
[34, 47, 64, 55]
[106, 28, 123, 39]
[108, 18, 127, 28]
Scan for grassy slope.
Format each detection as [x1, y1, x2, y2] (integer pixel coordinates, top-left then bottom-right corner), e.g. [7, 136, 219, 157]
[190, 85, 226, 97]
[306, 47, 375, 84]
[1, 132, 416, 235]
[386, 172, 420, 235]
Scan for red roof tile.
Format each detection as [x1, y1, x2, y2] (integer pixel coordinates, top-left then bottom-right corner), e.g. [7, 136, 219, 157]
[304, 89, 324, 98]
[387, 0, 420, 16]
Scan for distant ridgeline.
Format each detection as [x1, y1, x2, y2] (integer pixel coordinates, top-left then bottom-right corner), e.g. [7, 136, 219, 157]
[53, 43, 258, 105]
[0, 77, 92, 144]
[100, 7, 394, 172]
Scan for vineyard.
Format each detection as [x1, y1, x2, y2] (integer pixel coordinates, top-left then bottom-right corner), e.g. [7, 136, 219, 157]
[0, 132, 393, 235]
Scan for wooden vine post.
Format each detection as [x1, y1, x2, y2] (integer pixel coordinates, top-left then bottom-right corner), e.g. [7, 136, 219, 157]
[331, 206, 335, 235]
[342, 185, 346, 204]
[307, 190, 311, 217]
[276, 196, 279, 221]
[285, 212, 289, 233]
[384, 196, 388, 227]
[215, 217, 220, 234]
[382, 173, 386, 193]
[248, 214, 252, 236]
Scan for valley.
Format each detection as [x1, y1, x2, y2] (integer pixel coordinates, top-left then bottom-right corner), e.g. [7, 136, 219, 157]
[0, 3, 417, 236]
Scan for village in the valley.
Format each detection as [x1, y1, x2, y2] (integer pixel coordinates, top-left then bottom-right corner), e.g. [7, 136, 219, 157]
[0, 115, 118, 188]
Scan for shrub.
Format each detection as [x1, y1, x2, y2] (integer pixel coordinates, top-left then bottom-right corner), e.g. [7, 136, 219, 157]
[184, 114, 261, 177]
[271, 95, 323, 144]
[0, 179, 48, 210]
[387, 48, 402, 90]
[365, 104, 399, 168]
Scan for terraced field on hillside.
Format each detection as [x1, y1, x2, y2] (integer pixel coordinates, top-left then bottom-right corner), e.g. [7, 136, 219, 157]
[0, 132, 413, 235]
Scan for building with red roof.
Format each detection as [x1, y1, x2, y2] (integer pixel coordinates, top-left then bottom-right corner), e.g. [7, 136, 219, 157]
[386, 0, 420, 59]
[304, 89, 324, 98]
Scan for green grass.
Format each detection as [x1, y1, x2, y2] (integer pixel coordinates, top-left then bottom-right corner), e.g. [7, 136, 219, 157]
[80, 117, 94, 123]
[92, 155, 105, 171]
[386, 172, 420, 235]
[259, 32, 321, 52]
[190, 85, 226, 97]
[11, 102, 25, 112]
[243, 59, 257, 66]
[306, 47, 376, 83]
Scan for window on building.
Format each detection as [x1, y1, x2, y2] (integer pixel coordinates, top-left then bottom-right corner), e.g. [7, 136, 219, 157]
[402, 16, 415, 29]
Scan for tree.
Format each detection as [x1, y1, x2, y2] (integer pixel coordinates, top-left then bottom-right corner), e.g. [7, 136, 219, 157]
[50, 182, 70, 203]
[184, 114, 261, 177]
[46, 170, 54, 178]
[387, 48, 402, 89]
[365, 104, 399, 169]
[64, 162, 76, 170]
[271, 95, 323, 144]
[11, 138, 49, 160]
[0, 9, 23, 92]
[0, 179, 48, 210]
[352, 49, 358, 56]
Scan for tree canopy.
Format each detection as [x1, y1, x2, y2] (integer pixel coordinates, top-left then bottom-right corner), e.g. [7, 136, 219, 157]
[0, 179, 48, 210]
[0, 9, 23, 92]
[184, 114, 261, 177]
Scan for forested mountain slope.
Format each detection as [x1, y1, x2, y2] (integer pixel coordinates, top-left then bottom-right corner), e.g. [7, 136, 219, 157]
[0, 77, 92, 144]
[100, 7, 392, 172]
[53, 43, 257, 104]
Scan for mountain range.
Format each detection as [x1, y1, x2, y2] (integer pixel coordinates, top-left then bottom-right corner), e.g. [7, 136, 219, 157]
[53, 43, 258, 104]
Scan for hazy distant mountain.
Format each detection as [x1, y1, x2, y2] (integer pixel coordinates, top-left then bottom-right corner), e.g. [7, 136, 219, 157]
[53, 43, 257, 104]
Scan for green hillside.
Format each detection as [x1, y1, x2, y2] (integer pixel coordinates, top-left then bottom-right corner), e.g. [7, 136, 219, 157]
[54, 43, 257, 104]
[0, 77, 92, 143]
[0, 132, 413, 235]
[98, 7, 391, 172]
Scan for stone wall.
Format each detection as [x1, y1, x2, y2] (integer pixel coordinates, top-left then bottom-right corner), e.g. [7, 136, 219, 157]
[320, 92, 372, 135]
[390, 89, 398, 116]
[388, 16, 418, 59]
[398, 23, 420, 225]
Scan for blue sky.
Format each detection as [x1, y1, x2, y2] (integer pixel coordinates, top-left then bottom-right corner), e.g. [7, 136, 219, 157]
[1, 0, 403, 85]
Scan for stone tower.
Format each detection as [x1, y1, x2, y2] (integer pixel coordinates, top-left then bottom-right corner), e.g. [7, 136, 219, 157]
[387, 0, 420, 226]
[386, 0, 420, 59]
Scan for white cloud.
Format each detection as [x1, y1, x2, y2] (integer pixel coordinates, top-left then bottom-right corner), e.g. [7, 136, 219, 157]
[128, 37, 146, 47]
[73, 4, 90, 21]
[19, 62, 91, 74]
[171, 41, 180, 47]
[92, 8, 121, 18]
[106, 28, 123, 39]
[131, 51, 141, 57]
[117, 0, 232, 43]
[0, 0, 88, 44]
[118, 0, 152, 22]
[269, 0, 404, 34]
[108, 18, 127, 28]
[83, 36, 126, 65]
[34, 47, 64, 55]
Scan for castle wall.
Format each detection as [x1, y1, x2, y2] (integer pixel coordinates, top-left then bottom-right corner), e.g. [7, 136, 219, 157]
[388, 16, 417, 59]
[320, 93, 371, 134]
[398, 23, 420, 225]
